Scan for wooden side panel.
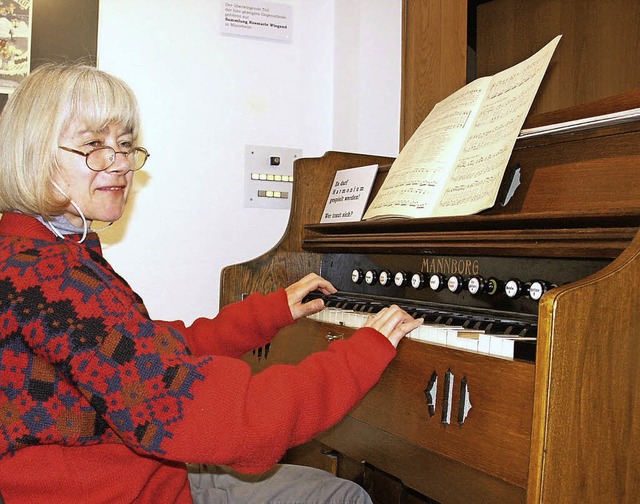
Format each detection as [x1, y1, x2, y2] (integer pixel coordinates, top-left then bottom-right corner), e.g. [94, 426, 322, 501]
[476, 0, 640, 115]
[529, 233, 640, 502]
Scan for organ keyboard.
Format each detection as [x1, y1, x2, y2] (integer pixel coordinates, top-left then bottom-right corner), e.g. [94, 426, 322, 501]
[307, 294, 534, 359]
[303, 249, 607, 362]
[220, 91, 640, 503]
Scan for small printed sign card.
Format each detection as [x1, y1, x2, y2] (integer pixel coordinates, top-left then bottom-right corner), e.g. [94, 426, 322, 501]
[320, 164, 378, 223]
[221, 1, 292, 42]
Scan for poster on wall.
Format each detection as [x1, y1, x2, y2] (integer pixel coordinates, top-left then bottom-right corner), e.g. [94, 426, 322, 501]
[221, 1, 292, 42]
[0, 0, 32, 94]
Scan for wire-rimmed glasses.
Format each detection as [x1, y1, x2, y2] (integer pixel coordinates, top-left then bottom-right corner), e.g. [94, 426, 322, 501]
[58, 145, 150, 172]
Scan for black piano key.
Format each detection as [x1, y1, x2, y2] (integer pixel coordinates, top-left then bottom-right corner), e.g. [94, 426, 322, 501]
[471, 320, 488, 331]
[514, 340, 536, 361]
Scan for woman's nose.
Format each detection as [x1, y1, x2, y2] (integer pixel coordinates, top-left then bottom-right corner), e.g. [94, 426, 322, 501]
[105, 151, 134, 173]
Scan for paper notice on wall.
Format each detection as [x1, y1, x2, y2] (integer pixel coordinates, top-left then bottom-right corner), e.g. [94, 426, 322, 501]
[221, 1, 292, 42]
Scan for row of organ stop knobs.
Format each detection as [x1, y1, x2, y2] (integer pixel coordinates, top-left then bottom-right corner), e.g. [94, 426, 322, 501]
[350, 268, 556, 301]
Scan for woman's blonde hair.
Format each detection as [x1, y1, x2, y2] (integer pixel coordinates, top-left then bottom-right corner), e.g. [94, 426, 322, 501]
[0, 62, 140, 218]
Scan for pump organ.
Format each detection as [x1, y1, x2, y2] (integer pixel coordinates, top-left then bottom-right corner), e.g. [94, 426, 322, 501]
[219, 93, 640, 503]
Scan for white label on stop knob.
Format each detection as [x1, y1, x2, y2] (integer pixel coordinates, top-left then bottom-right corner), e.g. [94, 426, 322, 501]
[447, 276, 460, 292]
[529, 281, 544, 300]
[505, 280, 519, 298]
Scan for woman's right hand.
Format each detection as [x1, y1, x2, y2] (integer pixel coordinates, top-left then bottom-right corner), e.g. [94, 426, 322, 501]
[363, 305, 423, 348]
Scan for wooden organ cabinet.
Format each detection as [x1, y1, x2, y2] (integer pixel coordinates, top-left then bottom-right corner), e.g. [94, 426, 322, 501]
[219, 91, 640, 503]
[220, 2, 640, 501]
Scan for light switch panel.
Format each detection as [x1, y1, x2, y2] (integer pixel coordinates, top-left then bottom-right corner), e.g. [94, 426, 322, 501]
[244, 144, 302, 209]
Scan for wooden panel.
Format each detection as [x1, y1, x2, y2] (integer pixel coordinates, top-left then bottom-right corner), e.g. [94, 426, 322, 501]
[529, 232, 640, 503]
[245, 318, 535, 495]
[319, 417, 526, 504]
[400, 0, 467, 147]
[523, 88, 640, 130]
[301, 227, 637, 259]
[476, 0, 640, 115]
[488, 125, 640, 217]
[349, 336, 535, 488]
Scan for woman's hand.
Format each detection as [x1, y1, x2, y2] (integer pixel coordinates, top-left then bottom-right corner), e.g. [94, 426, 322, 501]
[286, 274, 422, 348]
[364, 305, 423, 348]
[285, 273, 337, 320]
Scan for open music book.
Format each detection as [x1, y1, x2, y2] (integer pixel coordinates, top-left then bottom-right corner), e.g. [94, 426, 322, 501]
[363, 35, 561, 220]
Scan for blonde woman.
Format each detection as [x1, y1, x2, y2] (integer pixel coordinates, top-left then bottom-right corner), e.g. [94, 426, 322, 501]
[0, 63, 421, 504]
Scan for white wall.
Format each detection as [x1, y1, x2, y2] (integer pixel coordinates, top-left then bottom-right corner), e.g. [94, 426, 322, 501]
[96, 0, 401, 324]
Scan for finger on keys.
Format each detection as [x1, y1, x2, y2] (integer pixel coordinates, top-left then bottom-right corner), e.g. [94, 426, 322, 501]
[301, 273, 337, 295]
[365, 305, 423, 348]
[285, 273, 337, 320]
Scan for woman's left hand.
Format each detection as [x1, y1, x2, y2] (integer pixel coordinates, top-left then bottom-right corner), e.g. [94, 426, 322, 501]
[285, 273, 337, 320]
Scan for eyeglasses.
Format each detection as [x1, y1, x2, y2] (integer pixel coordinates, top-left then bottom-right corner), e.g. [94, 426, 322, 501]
[58, 145, 150, 172]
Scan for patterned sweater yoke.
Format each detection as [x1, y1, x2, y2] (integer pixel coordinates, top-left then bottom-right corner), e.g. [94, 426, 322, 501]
[0, 213, 210, 458]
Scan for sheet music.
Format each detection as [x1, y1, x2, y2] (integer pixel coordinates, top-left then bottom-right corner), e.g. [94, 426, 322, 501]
[435, 36, 561, 216]
[363, 35, 561, 220]
[366, 78, 487, 216]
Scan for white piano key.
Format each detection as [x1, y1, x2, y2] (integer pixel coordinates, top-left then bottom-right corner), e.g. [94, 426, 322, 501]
[501, 337, 515, 358]
[486, 334, 515, 359]
[446, 328, 465, 349]
[327, 307, 341, 325]
[338, 309, 353, 326]
[488, 334, 504, 356]
[346, 311, 367, 328]
[409, 324, 430, 342]
[426, 325, 448, 345]
[478, 333, 492, 354]
[457, 331, 482, 352]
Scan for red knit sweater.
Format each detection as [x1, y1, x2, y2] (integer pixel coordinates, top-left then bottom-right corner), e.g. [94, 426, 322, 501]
[0, 213, 396, 503]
